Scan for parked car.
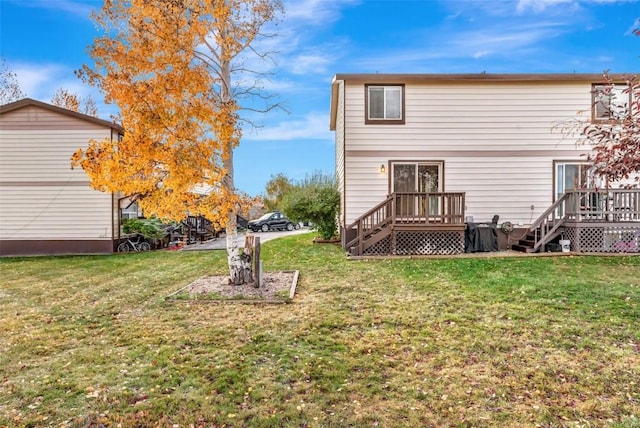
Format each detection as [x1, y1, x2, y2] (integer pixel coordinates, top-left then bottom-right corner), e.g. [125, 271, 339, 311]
[248, 211, 299, 232]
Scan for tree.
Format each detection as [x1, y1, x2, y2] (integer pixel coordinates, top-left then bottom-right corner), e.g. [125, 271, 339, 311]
[563, 27, 640, 186]
[0, 58, 25, 105]
[281, 171, 340, 240]
[263, 173, 293, 211]
[72, 0, 283, 284]
[585, 73, 639, 184]
[51, 88, 99, 117]
[560, 73, 640, 186]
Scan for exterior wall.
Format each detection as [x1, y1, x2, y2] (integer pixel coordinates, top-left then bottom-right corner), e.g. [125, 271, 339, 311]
[339, 79, 595, 227]
[0, 103, 120, 255]
[334, 81, 346, 226]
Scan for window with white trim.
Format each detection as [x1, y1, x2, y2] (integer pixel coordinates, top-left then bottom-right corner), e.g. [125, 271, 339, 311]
[121, 201, 141, 219]
[365, 84, 405, 124]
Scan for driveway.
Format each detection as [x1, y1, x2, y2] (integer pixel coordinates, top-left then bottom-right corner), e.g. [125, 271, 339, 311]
[181, 227, 311, 251]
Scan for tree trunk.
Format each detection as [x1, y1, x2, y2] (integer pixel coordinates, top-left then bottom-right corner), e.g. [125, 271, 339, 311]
[226, 213, 252, 285]
[220, 49, 252, 285]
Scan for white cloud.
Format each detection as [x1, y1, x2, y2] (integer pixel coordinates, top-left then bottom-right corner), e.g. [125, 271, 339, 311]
[263, 0, 357, 77]
[516, 0, 577, 13]
[9, 60, 115, 118]
[6, 0, 96, 19]
[283, 0, 360, 27]
[350, 20, 568, 72]
[451, 22, 567, 56]
[290, 54, 332, 75]
[243, 113, 332, 141]
[516, 0, 635, 13]
[12, 63, 67, 99]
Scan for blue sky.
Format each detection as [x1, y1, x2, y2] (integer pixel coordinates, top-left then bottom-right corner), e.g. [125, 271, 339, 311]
[1, 0, 639, 196]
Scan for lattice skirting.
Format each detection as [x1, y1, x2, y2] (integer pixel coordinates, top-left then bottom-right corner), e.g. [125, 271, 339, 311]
[363, 230, 465, 256]
[564, 224, 640, 253]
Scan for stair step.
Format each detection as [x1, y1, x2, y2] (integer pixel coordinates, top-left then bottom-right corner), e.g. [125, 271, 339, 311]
[511, 244, 536, 253]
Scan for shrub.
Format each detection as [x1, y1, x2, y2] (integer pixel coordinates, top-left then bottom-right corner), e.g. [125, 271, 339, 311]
[282, 172, 340, 240]
[121, 217, 166, 239]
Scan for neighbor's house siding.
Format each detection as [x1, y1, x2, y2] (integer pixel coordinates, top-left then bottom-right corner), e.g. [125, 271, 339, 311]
[333, 75, 600, 227]
[0, 99, 122, 256]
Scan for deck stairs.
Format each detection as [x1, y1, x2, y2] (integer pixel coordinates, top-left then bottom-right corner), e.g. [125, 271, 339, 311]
[345, 196, 394, 256]
[512, 193, 570, 253]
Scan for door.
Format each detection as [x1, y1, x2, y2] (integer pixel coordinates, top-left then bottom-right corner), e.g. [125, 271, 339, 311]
[555, 162, 601, 217]
[392, 162, 442, 217]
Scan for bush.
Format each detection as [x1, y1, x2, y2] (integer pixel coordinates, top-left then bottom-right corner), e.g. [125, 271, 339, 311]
[122, 217, 166, 239]
[281, 172, 340, 240]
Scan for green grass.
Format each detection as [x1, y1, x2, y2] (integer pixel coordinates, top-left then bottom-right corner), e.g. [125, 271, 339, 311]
[1, 234, 639, 427]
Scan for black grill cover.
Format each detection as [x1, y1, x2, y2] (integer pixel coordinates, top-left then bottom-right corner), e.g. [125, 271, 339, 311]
[465, 222, 498, 253]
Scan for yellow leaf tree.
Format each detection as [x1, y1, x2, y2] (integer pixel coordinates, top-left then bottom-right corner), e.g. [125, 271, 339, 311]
[72, 0, 283, 284]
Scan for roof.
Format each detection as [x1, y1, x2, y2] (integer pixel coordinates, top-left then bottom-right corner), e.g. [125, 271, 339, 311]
[0, 98, 123, 132]
[329, 72, 635, 130]
[332, 72, 631, 84]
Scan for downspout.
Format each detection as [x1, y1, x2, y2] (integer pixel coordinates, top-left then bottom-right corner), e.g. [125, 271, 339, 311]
[112, 193, 116, 252]
[111, 129, 124, 251]
[341, 82, 347, 230]
[111, 129, 116, 252]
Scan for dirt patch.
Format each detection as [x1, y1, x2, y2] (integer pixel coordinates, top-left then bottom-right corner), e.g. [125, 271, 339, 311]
[167, 271, 298, 303]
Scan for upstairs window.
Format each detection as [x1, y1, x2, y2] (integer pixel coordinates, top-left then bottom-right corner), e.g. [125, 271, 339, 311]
[365, 84, 405, 124]
[592, 84, 630, 122]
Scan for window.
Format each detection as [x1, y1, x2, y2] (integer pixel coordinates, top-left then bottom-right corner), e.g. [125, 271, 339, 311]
[592, 84, 630, 122]
[365, 84, 405, 124]
[121, 201, 141, 219]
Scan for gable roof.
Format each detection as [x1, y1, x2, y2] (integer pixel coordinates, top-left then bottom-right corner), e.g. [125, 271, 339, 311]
[329, 72, 633, 130]
[0, 98, 123, 132]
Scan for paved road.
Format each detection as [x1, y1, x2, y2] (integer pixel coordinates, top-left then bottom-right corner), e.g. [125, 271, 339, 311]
[181, 227, 312, 251]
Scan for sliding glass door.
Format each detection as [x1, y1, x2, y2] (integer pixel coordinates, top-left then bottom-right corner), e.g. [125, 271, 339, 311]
[392, 162, 442, 217]
[555, 162, 602, 217]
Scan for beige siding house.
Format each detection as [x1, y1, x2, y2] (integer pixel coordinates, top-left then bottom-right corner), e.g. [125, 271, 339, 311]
[330, 74, 640, 256]
[0, 98, 124, 256]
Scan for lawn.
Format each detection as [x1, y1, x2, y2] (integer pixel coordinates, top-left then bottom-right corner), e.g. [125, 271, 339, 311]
[1, 233, 639, 427]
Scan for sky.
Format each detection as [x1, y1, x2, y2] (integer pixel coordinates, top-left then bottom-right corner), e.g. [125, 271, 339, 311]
[1, 0, 639, 196]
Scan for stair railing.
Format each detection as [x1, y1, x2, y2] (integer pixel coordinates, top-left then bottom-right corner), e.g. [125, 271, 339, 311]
[528, 192, 571, 252]
[345, 195, 394, 255]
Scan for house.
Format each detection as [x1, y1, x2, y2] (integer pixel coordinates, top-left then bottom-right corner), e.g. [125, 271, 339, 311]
[0, 98, 124, 256]
[330, 73, 640, 256]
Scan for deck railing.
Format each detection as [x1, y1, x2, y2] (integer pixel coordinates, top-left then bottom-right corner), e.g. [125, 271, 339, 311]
[563, 189, 640, 222]
[528, 189, 640, 252]
[392, 192, 466, 224]
[345, 192, 465, 255]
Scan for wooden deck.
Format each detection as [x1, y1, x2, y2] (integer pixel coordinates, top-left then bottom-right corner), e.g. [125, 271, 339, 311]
[344, 192, 466, 256]
[345, 189, 640, 256]
[512, 189, 640, 253]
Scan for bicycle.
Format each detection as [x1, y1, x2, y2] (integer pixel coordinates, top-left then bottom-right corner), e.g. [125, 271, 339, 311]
[117, 234, 151, 253]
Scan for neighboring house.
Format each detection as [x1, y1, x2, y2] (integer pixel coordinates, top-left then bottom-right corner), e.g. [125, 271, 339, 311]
[330, 73, 640, 256]
[0, 98, 124, 256]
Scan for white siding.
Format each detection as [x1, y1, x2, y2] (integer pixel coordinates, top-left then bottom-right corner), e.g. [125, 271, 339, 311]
[341, 80, 595, 226]
[0, 105, 119, 243]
